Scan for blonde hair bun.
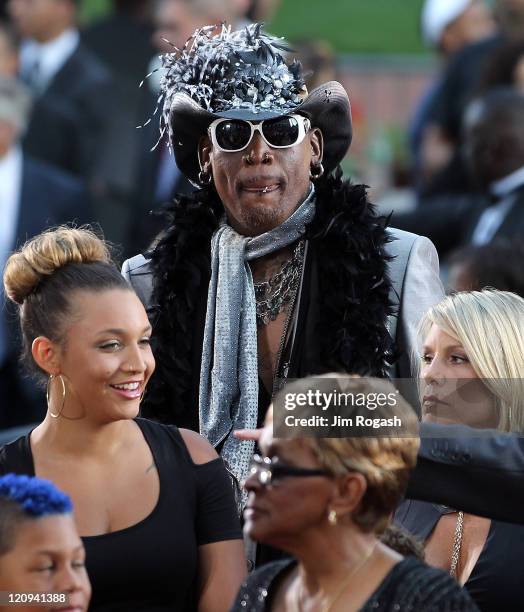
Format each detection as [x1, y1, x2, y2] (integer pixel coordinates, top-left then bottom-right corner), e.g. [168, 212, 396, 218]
[3, 226, 112, 305]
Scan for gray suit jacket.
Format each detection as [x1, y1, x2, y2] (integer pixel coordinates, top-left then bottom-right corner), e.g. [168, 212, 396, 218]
[122, 227, 443, 378]
[386, 228, 444, 377]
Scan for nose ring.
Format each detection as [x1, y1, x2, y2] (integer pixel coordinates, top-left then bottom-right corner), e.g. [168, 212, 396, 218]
[243, 151, 255, 164]
[242, 151, 272, 165]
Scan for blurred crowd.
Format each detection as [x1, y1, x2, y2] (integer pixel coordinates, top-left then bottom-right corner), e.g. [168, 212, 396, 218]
[396, 0, 524, 274]
[0, 2, 523, 611]
[0, 0, 282, 260]
[0, 0, 284, 427]
[2, 0, 523, 421]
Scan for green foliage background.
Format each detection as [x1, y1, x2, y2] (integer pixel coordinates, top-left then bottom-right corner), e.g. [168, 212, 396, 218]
[270, 0, 426, 54]
[81, 0, 428, 55]
[80, 0, 110, 24]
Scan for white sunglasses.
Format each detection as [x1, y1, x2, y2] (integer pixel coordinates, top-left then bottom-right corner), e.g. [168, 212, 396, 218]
[208, 114, 311, 153]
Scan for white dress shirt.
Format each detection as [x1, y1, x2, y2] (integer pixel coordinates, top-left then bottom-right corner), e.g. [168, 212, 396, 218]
[0, 146, 23, 364]
[20, 29, 80, 95]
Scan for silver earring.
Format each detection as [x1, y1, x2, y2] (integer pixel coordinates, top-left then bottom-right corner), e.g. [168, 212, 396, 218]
[198, 168, 213, 186]
[310, 161, 324, 180]
[328, 509, 337, 525]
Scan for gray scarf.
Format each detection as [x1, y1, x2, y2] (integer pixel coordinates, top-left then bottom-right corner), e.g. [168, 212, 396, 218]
[199, 186, 316, 497]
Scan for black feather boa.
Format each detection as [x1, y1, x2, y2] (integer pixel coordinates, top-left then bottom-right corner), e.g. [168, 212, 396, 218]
[144, 168, 395, 424]
[307, 169, 395, 376]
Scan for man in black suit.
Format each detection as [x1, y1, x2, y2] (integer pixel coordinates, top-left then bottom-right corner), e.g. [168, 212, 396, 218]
[0, 76, 91, 428]
[415, 0, 524, 202]
[393, 88, 524, 256]
[7, 0, 113, 179]
[407, 422, 524, 525]
[463, 88, 524, 244]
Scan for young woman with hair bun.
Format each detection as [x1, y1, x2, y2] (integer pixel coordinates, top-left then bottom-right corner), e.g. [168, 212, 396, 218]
[0, 226, 245, 611]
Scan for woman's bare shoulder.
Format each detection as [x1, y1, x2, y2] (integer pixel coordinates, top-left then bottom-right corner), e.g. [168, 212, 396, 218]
[179, 428, 219, 465]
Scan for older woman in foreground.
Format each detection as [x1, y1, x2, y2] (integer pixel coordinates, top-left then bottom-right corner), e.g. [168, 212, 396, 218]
[232, 376, 478, 611]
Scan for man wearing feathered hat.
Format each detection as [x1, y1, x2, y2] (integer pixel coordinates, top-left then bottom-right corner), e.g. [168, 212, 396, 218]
[123, 24, 443, 494]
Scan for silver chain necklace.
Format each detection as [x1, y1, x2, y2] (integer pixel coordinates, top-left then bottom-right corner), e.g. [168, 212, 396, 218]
[253, 240, 305, 326]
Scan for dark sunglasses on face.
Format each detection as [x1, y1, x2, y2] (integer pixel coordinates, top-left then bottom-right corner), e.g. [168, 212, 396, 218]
[247, 453, 330, 487]
[208, 114, 311, 153]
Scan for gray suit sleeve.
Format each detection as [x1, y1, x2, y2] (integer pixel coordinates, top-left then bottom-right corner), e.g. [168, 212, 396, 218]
[121, 257, 133, 283]
[399, 235, 444, 373]
[121, 254, 154, 314]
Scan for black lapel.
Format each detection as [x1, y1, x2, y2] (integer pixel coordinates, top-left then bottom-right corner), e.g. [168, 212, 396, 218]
[494, 189, 524, 239]
[288, 239, 317, 378]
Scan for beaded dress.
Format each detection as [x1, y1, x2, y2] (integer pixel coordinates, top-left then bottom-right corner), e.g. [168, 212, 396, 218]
[231, 557, 479, 611]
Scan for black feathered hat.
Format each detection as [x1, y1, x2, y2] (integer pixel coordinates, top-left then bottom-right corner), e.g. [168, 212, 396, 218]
[156, 23, 352, 186]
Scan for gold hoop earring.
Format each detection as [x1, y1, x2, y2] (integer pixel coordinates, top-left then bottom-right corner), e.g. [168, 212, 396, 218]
[46, 374, 66, 418]
[328, 509, 338, 526]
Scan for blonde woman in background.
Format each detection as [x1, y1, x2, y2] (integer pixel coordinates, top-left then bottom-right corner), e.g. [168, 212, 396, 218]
[396, 289, 524, 612]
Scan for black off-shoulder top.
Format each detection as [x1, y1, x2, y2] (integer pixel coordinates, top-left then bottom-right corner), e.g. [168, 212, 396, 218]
[0, 418, 242, 611]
